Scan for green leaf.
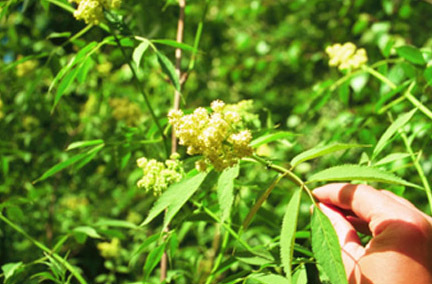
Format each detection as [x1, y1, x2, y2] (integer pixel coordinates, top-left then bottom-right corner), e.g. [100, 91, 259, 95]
[94, 218, 138, 229]
[280, 186, 302, 281]
[372, 109, 416, 159]
[250, 131, 295, 148]
[424, 66, 432, 86]
[53, 66, 79, 110]
[152, 39, 197, 52]
[308, 164, 422, 189]
[2, 262, 23, 281]
[292, 264, 307, 284]
[156, 51, 180, 91]
[47, 32, 72, 39]
[374, 152, 411, 166]
[396, 45, 425, 65]
[133, 41, 150, 69]
[34, 144, 104, 183]
[143, 242, 166, 279]
[311, 208, 348, 284]
[67, 139, 104, 151]
[249, 273, 290, 284]
[291, 143, 369, 168]
[141, 171, 208, 228]
[73, 226, 102, 239]
[76, 57, 94, 84]
[217, 164, 239, 222]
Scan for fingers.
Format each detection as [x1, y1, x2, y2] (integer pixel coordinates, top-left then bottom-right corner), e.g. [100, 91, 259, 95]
[313, 183, 420, 235]
[318, 203, 365, 277]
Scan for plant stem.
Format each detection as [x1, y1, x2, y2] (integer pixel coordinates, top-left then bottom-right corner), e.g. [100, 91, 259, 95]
[205, 227, 229, 284]
[0, 214, 87, 284]
[399, 130, 432, 213]
[251, 154, 316, 205]
[109, 31, 170, 158]
[363, 65, 432, 120]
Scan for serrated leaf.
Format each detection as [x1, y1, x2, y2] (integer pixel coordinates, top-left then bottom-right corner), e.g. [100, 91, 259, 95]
[373, 109, 416, 159]
[141, 171, 208, 227]
[311, 208, 348, 284]
[291, 143, 369, 168]
[156, 51, 180, 91]
[152, 39, 197, 52]
[2, 262, 23, 280]
[250, 131, 295, 148]
[308, 164, 422, 189]
[67, 139, 104, 151]
[143, 242, 166, 280]
[374, 152, 411, 166]
[280, 186, 302, 281]
[217, 164, 239, 222]
[249, 273, 290, 284]
[396, 45, 425, 65]
[73, 226, 102, 239]
[133, 41, 149, 69]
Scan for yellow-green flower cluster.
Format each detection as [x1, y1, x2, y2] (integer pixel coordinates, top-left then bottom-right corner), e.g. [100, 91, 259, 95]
[16, 57, 38, 77]
[326, 42, 368, 70]
[69, 0, 121, 25]
[168, 100, 253, 172]
[136, 153, 184, 196]
[97, 238, 120, 258]
[109, 97, 143, 126]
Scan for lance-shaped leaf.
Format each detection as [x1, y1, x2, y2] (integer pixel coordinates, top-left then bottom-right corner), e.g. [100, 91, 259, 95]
[291, 143, 369, 169]
[217, 164, 239, 222]
[33, 144, 104, 183]
[133, 40, 149, 69]
[311, 208, 348, 284]
[249, 273, 290, 284]
[152, 39, 197, 52]
[250, 131, 295, 148]
[308, 164, 422, 189]
[372, 109, 416, 159]
[141, 171, 208, 228]
[156, 51, 180, 91]
[67, 139, 104, 151]
[396, 45, 426, 65]
[143, 242, 167, 280]
[280, 186, 302, 281]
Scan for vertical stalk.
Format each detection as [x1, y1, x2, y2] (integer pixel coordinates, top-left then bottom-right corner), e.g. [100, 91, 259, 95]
[161, 1, 186, 281]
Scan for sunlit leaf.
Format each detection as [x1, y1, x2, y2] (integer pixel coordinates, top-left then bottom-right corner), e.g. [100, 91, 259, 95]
[217, 164, 239, 222]
[280, 186, 302, 281]
[311, 208, 348, 284]
[308, 164, 422, 189]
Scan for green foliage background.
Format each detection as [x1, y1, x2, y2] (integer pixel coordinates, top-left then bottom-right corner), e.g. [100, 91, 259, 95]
[1, 0, 432, 283]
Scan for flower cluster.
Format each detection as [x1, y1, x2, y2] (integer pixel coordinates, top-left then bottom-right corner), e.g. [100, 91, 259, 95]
[97, 238, 120, 258]
[69, 0, 121, 25]
[16, 57, 38, 77]
[109, 97, 143, 126]
[325, 42, 368, 70]
[168, 100, 254, 172]
[136, 153, 184, 196]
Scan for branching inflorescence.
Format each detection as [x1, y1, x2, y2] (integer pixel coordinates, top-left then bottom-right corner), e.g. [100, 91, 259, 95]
[326, 42, 368, 70]
[69, 0, 122, 25]
[168, 100, 253, 172]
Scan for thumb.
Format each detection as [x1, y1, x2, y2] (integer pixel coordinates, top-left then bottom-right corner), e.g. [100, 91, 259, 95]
[318, 203, 365, 278]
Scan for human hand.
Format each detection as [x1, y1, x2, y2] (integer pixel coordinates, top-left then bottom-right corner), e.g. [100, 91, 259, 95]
[313, 183, 432, 284]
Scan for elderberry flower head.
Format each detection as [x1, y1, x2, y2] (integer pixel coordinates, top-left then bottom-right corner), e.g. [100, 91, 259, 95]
[326, 42, 368, 70]
[69, 0, 122, 25]
[168, 100, 254, 172]
[97, 238, 120, 258]
[136, 153, 184, 196]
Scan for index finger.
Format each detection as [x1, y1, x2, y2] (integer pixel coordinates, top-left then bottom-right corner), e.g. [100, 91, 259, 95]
[313, 183, 420, 234]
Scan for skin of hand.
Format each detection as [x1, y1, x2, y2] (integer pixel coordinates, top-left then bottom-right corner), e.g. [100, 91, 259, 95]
[313, 183, 432, 284]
